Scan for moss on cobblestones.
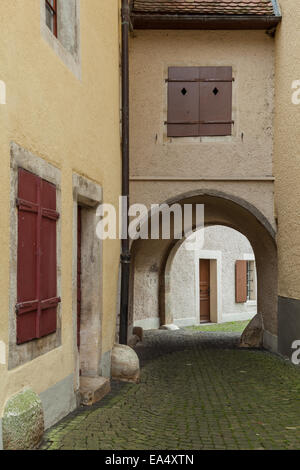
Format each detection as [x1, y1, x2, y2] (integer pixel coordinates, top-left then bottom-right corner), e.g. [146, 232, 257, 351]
[41, 330, 300, 450]
[186, 320, 250, 332]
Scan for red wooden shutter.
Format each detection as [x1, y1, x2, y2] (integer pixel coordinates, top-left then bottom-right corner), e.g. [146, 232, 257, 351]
[199, 66, 232, 136]
[17, 170, 39, 344]
[39, 176, 60, 338]
[235, 260, 247, 303]
[167, 67, 200, 137]
[16, 168, 60, 344]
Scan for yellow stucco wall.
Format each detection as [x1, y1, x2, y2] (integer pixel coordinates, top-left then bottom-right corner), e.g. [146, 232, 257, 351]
[0, 0, 121, 416]
[275, 0, 300, 299]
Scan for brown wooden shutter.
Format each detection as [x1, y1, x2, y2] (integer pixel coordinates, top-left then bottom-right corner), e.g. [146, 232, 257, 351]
[235, 260, 247, 303]
[16, 168, 60, 344]
[167, 67, 200, 137]
[199, 66, 232, 136]
[167, 66, 232, 137]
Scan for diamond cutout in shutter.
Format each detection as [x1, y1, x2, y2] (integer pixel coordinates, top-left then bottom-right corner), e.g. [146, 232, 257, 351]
[213, 87, 219, 95]
[181, 88, 187, 96]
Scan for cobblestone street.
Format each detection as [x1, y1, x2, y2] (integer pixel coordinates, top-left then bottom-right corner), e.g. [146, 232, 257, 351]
[41, 330, 300, 450]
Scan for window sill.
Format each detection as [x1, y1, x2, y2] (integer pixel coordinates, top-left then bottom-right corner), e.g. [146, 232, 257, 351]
[163, 134, 235, 145]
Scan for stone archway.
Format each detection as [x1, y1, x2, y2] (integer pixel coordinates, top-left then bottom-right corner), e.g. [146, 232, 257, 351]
[130, 189, 277, 352]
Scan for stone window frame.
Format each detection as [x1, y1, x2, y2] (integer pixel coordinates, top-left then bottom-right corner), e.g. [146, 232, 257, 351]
[72, 174, 103, 390]
[9, 143, 62, 370]
[40, 0, 81, 80]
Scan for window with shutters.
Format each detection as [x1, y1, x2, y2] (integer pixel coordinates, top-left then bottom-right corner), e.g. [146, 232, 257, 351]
[167, 66, 233, 138]
[235, 259, 257, 304]
[16, 168, 60, 345]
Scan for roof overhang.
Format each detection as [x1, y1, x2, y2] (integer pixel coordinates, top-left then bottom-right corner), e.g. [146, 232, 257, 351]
[130, 13, 281, 31]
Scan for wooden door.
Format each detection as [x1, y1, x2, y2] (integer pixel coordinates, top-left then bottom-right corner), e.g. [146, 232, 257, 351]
[199, 259, 210, 323]
[77, 206, 82, 350]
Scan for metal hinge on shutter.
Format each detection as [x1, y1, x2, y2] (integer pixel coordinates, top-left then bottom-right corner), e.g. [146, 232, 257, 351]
[164, 120, 234, 125]
[165, 78, 235, 83]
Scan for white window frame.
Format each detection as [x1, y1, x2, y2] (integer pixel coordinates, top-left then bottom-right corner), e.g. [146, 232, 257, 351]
[243, 253, 257, 306]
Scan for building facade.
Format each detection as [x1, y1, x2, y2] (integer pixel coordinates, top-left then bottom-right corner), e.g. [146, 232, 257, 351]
[275, 0, 300, 358]
[2, 0, 300, 451]
[129, 0, 280, 354]
[0, 0, 121, 449]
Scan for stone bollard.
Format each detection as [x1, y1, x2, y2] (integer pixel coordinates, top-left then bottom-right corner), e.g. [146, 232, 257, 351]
[111, 344, 140, 383]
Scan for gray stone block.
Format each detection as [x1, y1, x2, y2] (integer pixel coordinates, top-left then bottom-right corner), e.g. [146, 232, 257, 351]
[240, 313, 263, 348]
[111, 344, 140, 383]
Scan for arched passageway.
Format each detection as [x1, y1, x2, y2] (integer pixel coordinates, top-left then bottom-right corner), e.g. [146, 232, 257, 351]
[130, 190, 277, 352]
[166, 225, 257, 327]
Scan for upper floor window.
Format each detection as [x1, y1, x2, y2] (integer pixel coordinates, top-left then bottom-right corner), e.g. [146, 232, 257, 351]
[45, 0, 58, 37]
[167, 66, 233, 138]
[41, 0, 81, 79]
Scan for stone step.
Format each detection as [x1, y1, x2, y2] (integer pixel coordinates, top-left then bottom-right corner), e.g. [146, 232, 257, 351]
[79, 376, 111, 406]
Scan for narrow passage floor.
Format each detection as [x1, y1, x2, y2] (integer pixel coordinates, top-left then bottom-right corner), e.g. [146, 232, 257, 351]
[41, 329, 300, 450]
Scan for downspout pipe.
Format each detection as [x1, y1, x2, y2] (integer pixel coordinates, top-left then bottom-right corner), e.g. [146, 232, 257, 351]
[119, 0, 130, 345]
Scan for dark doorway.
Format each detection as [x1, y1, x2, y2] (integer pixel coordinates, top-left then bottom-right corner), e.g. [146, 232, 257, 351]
[77, 205, 82, 350]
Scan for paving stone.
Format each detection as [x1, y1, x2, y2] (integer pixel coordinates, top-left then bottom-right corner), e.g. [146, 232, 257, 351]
[41, 330, 300, 450]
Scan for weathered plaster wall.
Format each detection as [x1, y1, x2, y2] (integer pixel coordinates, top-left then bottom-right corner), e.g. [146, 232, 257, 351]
[39, 374, 77, 430]
[131, 181, 276, 231]
[129, 30, 276, 287]
[170, 245, 195, 326]
[130, 30, 274, 178]
[170, 226, 256, 327]
[0, 0, 121, 430]
[275, 0, 300, 299]
[274, 0, 300, 357]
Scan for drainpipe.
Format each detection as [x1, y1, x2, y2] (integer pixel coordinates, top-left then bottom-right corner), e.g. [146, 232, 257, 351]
[119, 0, 130, 345]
